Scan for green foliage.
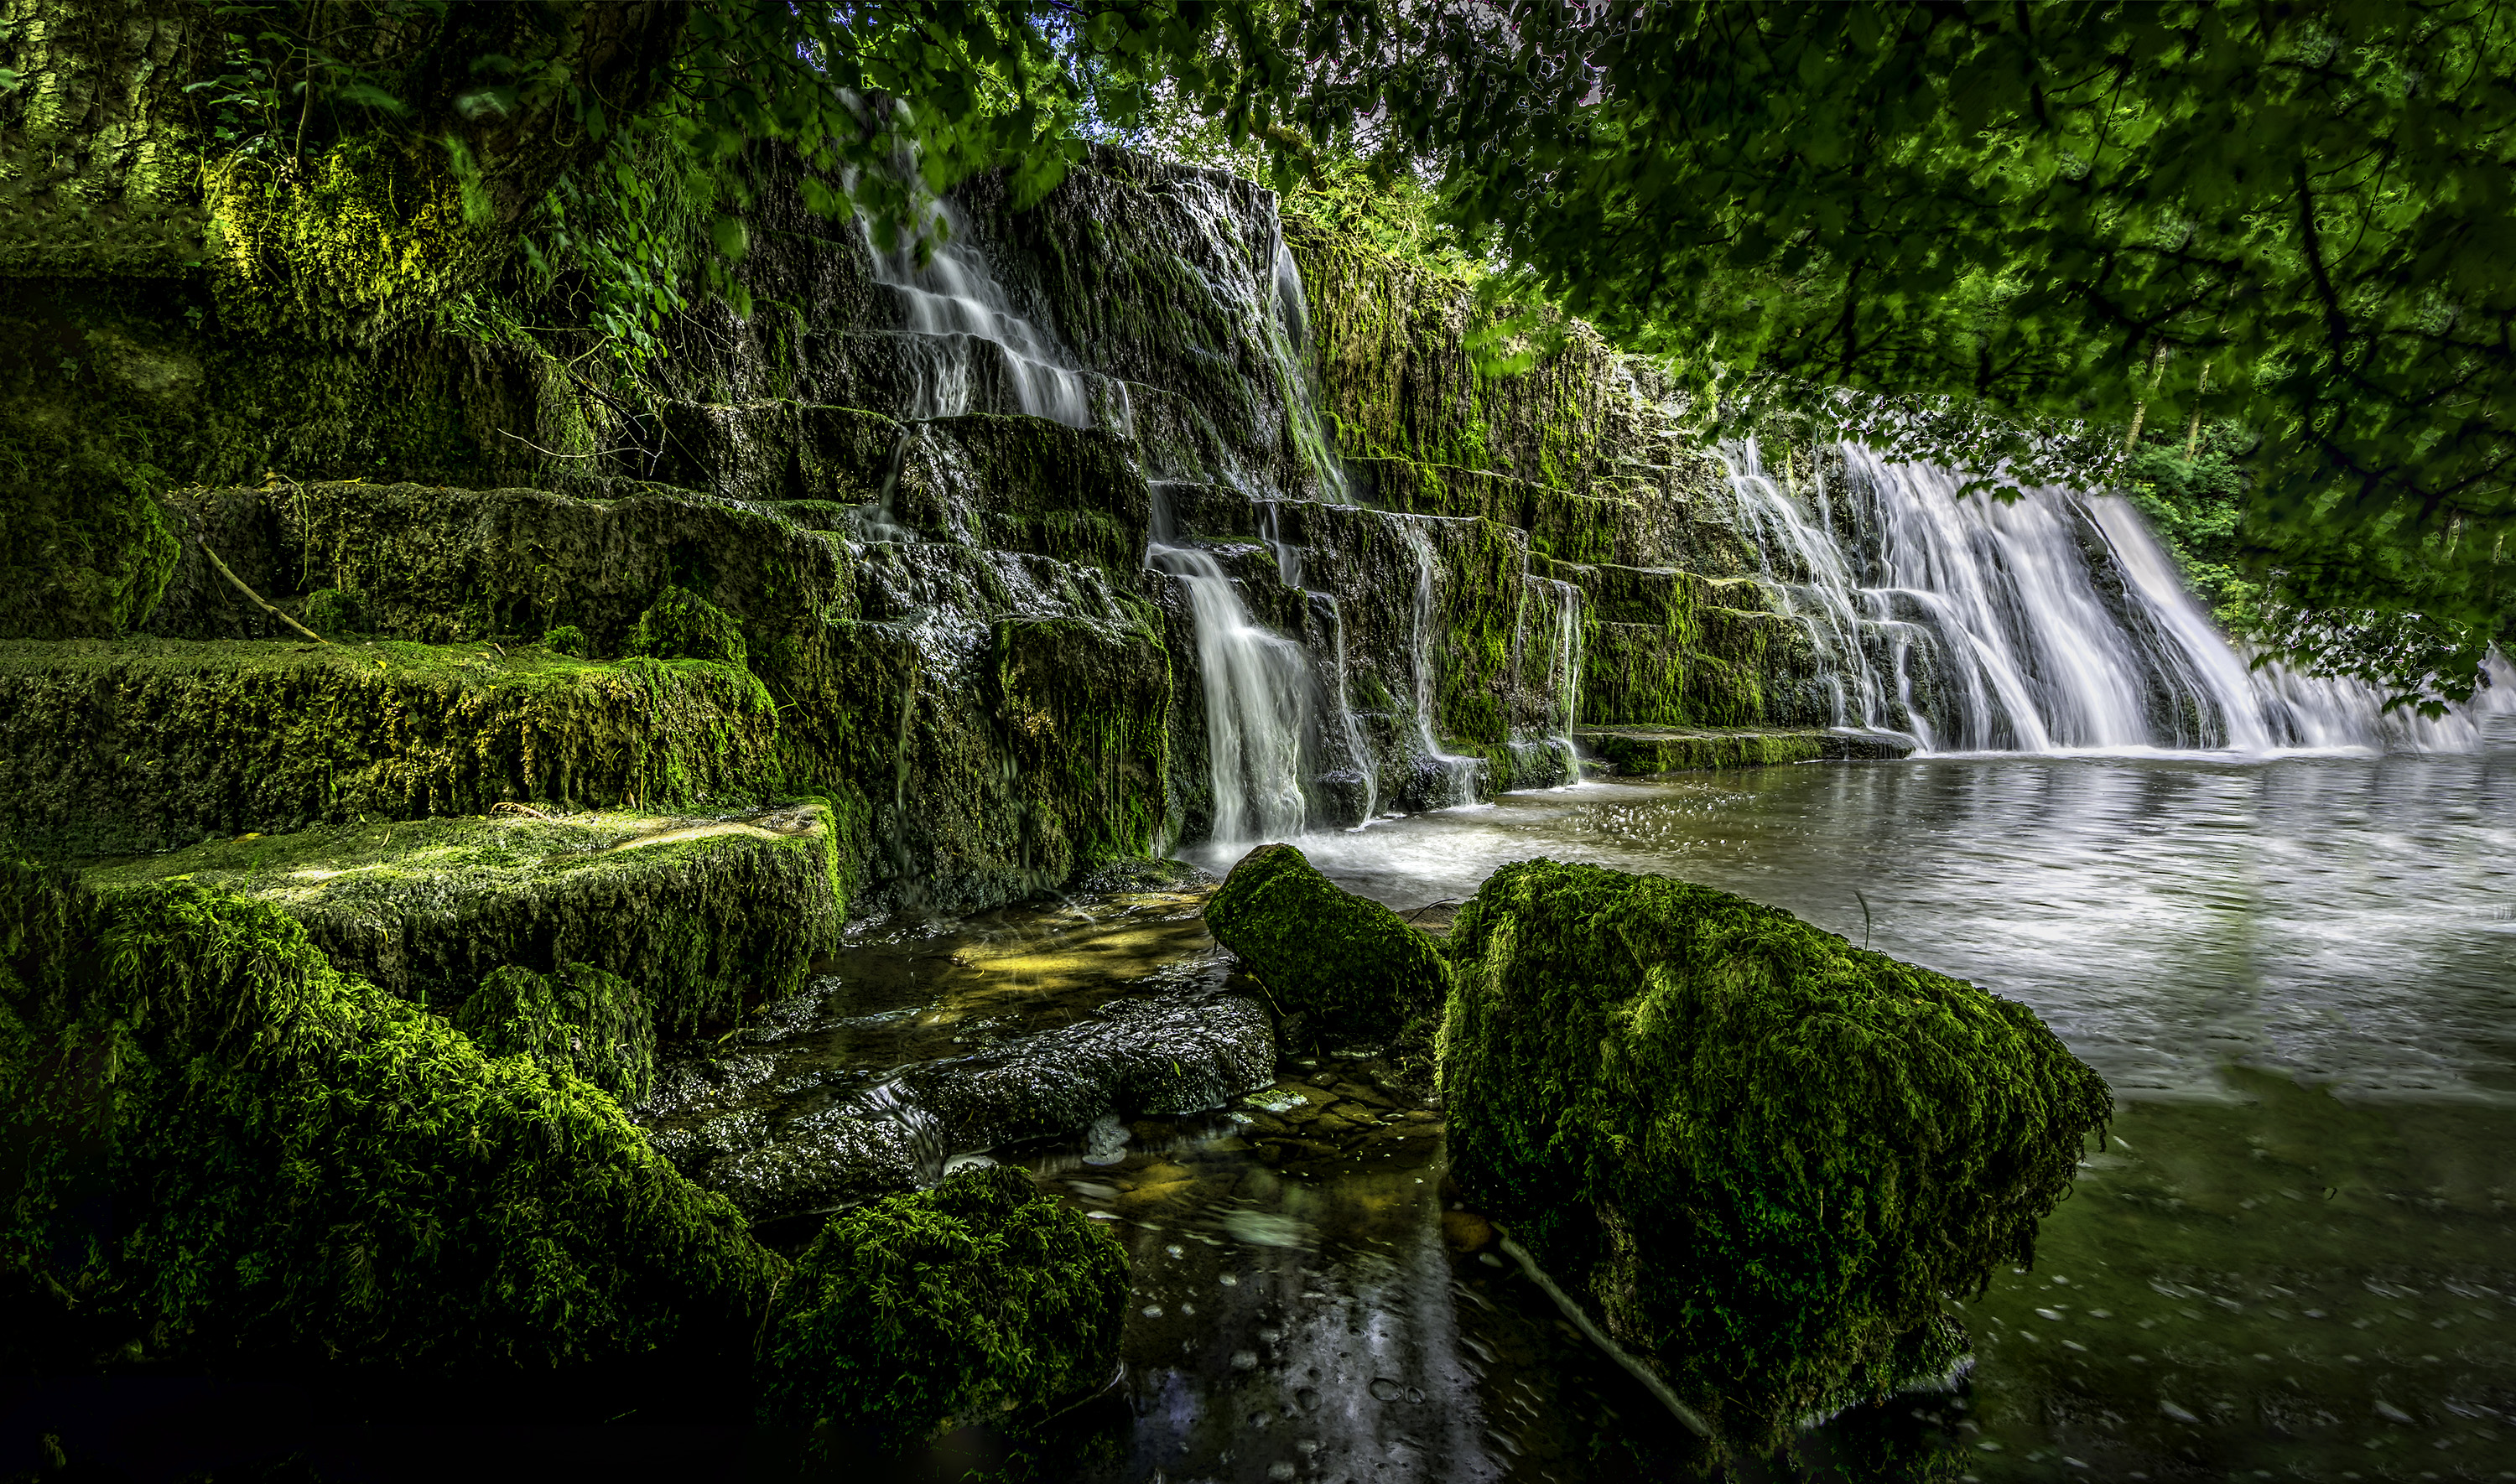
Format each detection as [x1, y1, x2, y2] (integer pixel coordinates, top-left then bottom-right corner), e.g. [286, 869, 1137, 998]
[1297, 0, 2516, 703]
[541, 625, 588, 657]
[2129, 423, 2264, 633]
[300, 587, 366, 635]
[629, 586, 748, 669]
[756, 1163, 1129, 1451]
[1203, 842, 1448, 1051]
[1439, 859, 2111, 1455]
[455, 961, 654, 1107]
[0, 860, 784, 1370]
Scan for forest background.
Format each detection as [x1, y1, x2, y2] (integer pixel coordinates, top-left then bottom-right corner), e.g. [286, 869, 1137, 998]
[3, 0, 2506, 708]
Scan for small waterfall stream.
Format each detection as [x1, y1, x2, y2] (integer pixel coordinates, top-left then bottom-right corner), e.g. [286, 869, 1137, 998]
[1147, 543, 1317, 843]
[862, 198, 1099, 427]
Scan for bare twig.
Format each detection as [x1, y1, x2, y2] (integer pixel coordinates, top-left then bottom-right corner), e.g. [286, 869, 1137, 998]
[495, 428, 641, 459]
[201, 543, 328, 644]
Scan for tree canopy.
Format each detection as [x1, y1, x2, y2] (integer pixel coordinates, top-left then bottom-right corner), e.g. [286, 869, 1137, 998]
[1283, 0, 2516, 703]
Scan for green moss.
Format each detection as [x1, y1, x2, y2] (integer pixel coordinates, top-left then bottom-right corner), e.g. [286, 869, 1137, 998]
[542, 625, 589, 657]
[300, 587, 365, 635]
[0, 638, 781, 857]
[0, 860, 786, 1371]
[455, 962, 654, 1106]
[80, 806, 843, 1032]
[630, 586, 748, 669]
[1440, 860, 2112, 1455]
[989, 609, 1176, 883]
[756, 1163, 1129, 1451]
[1203, 843, 1448, 1052]
[1578, 728, 1828, 774]
[205, 138, 507, 344]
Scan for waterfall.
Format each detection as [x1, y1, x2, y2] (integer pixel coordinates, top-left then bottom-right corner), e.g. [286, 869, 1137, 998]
[1396, 517, 1484, 805]
[1543, 574, 1584, 774]
[1723, 439, 2513, 755]
[1268, 236, 1350, 502]
[1147, 545, 1316, 843]
[862, 199, 1098, 428]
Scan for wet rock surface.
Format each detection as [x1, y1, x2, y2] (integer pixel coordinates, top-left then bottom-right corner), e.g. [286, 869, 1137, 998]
[1204, 843, 1449, 1056]
[633, 880, 1276, 1222]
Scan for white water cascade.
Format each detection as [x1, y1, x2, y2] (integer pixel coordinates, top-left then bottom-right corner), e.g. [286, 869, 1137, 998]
[1724, 440, 2513, 755]
[862, 199, 1099, 428]
[1147, 544, 1317, 843]
[1396, 517, 1485, 806]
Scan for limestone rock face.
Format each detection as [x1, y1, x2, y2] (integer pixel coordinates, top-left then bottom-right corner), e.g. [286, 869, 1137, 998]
[1204, 843, 1448, 1051]
[1439, 859, 2113, 1455]
[756, 1163, 1128, 1451]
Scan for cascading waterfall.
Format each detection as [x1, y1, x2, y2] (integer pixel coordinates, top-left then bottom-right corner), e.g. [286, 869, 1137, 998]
[1269, 236, 1349, 503]
[1723, 439, 2513, 754]
[1545, 574, 1583, 754]
[1396, 517, 1484, 806]
[1146, 545, 1316, 843]
[862, 198, 1099, 428]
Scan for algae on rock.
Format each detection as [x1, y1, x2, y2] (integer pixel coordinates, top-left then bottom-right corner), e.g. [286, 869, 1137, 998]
[1439, 859, 2112, 1455]
[0, 639, 781, 856]
[756, 1163, 1128, 1450]
[1204, 843, 1448, 1052]
[0, 860, 786, 1372]
[74, 805, 844, 1057]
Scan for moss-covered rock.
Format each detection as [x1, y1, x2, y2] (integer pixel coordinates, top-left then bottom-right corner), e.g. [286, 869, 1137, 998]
[1204, 843, 1448, 1050]
[630, 586, 748, 668]
[0, 860, 785, 1372]
[0, 638, 779, 856]
[79, 805, 841, 1038]
[1439, 859, 2112, 1455]
[756, 1163, 1128, 1450]
[455, 961, 654, 1106]
[145, 481, 855, 654]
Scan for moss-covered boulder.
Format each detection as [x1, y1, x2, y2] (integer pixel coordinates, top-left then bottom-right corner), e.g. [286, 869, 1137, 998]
[0, 861, 786, 1372]
[1440, 859, 2112, 1455]
[1203, 843, 1448, 1050]
[0, 638, 779, 856]
[77, 807, 841, 1040]
[756, 1164, 1128, 1450]
[453, 962, 654, 1106]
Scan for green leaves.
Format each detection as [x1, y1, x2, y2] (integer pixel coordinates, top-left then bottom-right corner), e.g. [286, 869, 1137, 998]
[1285, 0, 2515, 702]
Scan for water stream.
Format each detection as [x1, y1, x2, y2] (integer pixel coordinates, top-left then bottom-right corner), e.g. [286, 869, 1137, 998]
[1727, 443, 2506, 755]
[861, 197, 1099, 428]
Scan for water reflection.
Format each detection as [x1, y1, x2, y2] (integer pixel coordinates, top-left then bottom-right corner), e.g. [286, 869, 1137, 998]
[1195, 752, 2516, 1101]
[764, 750, 2511, 1479]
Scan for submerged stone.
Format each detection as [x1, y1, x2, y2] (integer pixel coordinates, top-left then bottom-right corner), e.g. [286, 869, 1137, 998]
[1204, 843, 1448, 1051]
[756, 1164, 1127, 1450]
[1440, 859, 2112, 1455]
[75, 805, 842, 1035]
[0, 861, 785, 1372]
